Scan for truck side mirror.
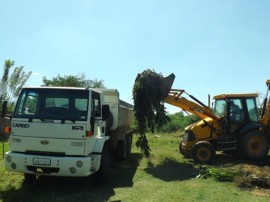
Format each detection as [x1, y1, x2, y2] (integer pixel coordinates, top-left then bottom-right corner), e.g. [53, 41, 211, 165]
[102, 105, 110, 121]
[1, 101, 7, 118]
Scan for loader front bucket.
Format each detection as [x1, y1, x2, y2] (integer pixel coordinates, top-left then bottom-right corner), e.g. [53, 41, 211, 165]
[159, 73, 175, 98]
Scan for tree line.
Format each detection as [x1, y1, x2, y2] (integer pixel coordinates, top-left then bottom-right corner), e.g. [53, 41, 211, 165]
[0, 59, 195, 134]
[0, 59, 105, 111]
[158, 112, 199, 133]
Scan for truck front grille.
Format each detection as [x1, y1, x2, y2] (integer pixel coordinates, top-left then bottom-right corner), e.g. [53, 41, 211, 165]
[27, 166, 59, 174]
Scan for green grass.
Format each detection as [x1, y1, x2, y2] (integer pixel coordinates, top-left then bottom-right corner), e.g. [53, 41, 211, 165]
[0, 139, 9, 159]
[1, 134, 270, 202]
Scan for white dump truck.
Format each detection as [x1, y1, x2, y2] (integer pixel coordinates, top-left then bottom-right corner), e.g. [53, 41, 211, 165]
[4, 87, 133, 183]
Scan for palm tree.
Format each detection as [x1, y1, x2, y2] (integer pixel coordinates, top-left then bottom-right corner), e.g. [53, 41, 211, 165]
[0, 60, 32, 110]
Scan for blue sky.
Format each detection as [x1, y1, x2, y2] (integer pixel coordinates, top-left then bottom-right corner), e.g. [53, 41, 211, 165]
[1, 0, 270, 113]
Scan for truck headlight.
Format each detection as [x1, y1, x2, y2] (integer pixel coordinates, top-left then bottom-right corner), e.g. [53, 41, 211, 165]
[70, 167, 76, 174]
[6, 156, 12, 163]
[76, 161, 83, 168]
[11, 163, 17, 169]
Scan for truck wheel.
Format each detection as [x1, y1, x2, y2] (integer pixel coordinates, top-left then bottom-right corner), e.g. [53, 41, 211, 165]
[192, 141, 215, 164]
[126, 134, 132, 158]
[24, 173, 37, 184]
[93, 148, 110, 184]
[239, 130, 269, 160]
[116, 139, 128, 161]
[179, 141, 191, 158]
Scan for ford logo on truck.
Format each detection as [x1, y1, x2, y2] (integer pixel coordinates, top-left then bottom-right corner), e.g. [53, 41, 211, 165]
[41, 140, 49, 145]
[12, 123, 30, 128]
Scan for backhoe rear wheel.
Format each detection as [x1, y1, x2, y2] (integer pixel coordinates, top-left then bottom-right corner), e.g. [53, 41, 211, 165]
[239, 130, 269, 160]
[192, 141, 215, 164]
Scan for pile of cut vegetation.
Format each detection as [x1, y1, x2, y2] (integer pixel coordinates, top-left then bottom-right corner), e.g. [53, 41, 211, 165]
[199, 164, 270, 193]
[132, 69, 171, 157]
[235, 164, 270, 190]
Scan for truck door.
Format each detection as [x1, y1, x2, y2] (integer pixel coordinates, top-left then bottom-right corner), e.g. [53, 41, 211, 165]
[91, 92, 104, 137]
[214, 98, 245, 135]
[228, 99, 245, 133]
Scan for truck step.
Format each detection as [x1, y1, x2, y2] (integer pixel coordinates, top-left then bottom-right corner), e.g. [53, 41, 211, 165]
[219, 147, 236, 151]
[216, 139, 237, 150]
[217, 139, 237, 144]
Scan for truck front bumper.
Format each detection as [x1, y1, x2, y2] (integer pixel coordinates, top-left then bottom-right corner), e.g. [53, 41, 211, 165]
[5, 151, 100, 177]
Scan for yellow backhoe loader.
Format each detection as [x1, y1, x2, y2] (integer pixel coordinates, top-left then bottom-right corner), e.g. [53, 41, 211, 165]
[160, 74, 270, 163]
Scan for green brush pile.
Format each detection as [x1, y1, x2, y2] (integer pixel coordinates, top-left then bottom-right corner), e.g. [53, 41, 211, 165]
[132, 69, 170, 157]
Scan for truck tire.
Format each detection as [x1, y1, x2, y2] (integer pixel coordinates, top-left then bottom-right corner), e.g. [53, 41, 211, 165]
[126, 134, 132, 158]
[192, 141, 215, 164]
[116, 139, 128, 161]
[93, 148, 110, 184]
[24, 173, 37, 184]
[239, 130, 269, 160]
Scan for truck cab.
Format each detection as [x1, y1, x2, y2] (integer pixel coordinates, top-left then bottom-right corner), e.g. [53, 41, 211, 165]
[5, 87, 111, 181]
[213, 93, 260, 135]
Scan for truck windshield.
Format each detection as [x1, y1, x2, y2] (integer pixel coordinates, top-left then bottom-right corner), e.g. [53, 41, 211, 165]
[13, 88, 89, 121]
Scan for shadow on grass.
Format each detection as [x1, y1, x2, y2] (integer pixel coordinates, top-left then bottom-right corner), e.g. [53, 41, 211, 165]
[1, 153, 142, 202]
[145, 157, 200, 181]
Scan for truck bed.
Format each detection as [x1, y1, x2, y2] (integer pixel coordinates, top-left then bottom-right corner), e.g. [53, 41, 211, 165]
[98, 89, 133, 131]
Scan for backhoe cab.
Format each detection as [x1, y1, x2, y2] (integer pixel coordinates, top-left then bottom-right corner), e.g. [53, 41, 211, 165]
[160, 74, 270, 164]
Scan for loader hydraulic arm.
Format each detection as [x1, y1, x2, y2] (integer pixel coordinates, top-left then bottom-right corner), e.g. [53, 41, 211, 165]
[158, 73, 220, 121]
[164, 89, 220, 121]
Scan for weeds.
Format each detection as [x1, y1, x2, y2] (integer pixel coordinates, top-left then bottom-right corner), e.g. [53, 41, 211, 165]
[197, 165, 236, 182]
[197, 164, 270, 191]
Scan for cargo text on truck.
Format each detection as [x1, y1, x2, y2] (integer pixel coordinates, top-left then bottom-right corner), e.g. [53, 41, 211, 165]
[4, 87, 133, 183]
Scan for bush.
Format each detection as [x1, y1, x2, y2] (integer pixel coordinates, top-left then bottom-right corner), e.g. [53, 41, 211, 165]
[158, 112, 199, 133]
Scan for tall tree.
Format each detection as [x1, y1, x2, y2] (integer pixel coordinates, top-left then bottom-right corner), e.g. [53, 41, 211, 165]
[42, 73, 105, 88]
[0, 60, 32, 109]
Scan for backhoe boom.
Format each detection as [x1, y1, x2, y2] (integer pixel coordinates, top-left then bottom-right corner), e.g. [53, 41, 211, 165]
[164, 89, 220, 121]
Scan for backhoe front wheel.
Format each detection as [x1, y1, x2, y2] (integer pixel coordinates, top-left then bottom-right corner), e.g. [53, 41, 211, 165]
[239, 130, 269, 160]
[179, 142, 191, 158]
[192, 141, 216, 164]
